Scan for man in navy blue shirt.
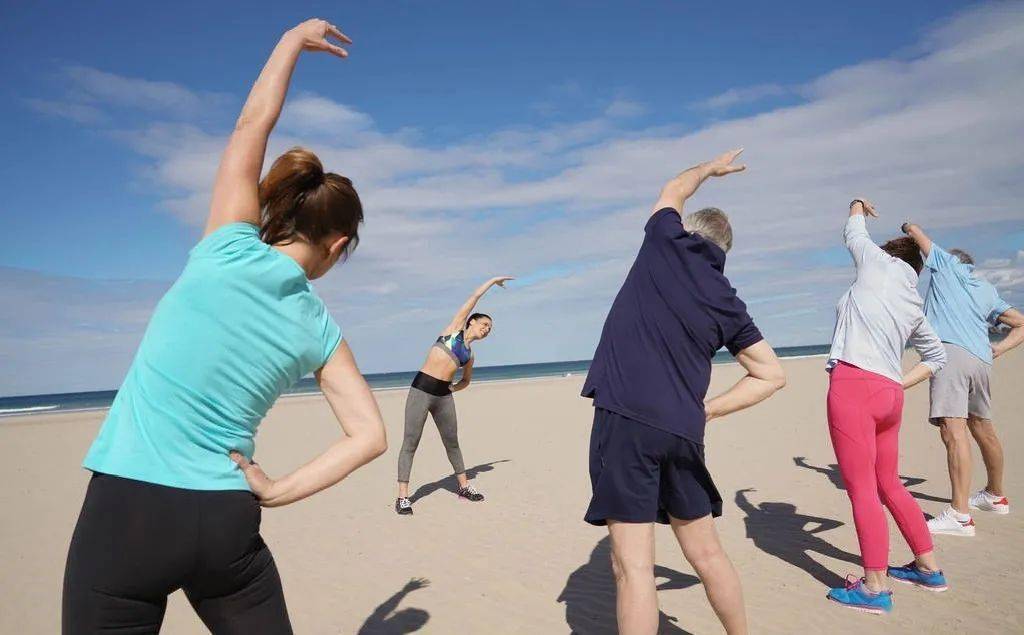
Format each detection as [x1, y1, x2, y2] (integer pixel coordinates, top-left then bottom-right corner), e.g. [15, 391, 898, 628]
[582, 149, 786, 635]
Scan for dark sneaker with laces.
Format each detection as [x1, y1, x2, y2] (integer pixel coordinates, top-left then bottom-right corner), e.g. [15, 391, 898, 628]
[457, 485, 485, 502]
[396, 497, 413, 515]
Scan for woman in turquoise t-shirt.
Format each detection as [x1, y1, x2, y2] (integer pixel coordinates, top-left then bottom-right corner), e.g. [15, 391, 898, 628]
[63, 18, 387, 634]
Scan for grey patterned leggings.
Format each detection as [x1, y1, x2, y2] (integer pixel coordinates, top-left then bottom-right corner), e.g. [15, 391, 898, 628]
[397, 387, 466, 482]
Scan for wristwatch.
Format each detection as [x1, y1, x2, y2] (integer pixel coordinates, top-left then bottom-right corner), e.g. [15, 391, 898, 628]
[901, 222, 912, 234]
[850, 198, 866, 209]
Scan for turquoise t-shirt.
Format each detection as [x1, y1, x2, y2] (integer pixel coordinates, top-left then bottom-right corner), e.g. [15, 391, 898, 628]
[923, 244, 1011, 364]
[83, 223, 343, 490]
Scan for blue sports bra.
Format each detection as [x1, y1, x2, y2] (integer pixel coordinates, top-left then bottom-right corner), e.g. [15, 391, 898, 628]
[434, 331, 473, 367]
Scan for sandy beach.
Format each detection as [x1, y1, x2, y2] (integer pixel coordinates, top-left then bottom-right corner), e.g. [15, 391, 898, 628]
[1, 353, 1021, 634]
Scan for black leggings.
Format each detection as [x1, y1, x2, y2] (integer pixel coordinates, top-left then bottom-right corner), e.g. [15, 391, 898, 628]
[62, 473, 292, 634]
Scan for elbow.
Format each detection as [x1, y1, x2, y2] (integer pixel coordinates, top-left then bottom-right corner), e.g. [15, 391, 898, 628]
[767, 365, 787, 392]
[369, 433, 388, 459]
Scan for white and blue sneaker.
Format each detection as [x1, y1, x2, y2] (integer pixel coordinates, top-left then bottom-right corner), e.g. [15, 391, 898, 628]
[887, 562, 949, 592]
[826, 576, 893, 615]
[969, 490, 1009, 515]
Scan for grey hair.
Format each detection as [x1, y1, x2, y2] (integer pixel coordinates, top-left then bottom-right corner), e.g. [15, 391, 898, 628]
[683, 207, 733, 253]
[949, 248, 974, 265]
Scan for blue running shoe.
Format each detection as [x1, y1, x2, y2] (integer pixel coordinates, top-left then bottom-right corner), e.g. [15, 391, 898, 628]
[826, 576, 893, 615]
[888, 562, 948, 592]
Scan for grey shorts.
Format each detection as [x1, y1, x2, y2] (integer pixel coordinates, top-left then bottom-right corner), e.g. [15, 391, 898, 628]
[929, 343, 992, 424]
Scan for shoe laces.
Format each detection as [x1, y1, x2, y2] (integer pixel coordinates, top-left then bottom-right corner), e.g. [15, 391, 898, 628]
[844, 575, 864, 591]
[462, 485, 479, 495]
[398, 497, 412, 509]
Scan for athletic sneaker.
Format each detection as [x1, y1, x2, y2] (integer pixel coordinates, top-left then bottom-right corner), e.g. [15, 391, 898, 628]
[826, 576, 893, 615]
[927, 505, 976, 536]
[887, 562, 949, 592]
[457, 485, 485, 502]
[969, 489, 1010, 515]
[395, 497, 413, 515]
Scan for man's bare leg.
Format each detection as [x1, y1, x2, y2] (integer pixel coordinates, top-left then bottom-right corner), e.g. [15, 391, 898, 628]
[967, 416, 1005, 497]
[608, 521, 658, 635]
[939, 418, 972, 513]
[669, 514, 747, 635]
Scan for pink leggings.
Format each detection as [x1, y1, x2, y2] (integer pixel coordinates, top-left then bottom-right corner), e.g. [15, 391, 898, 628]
[826, 362, 933, 571]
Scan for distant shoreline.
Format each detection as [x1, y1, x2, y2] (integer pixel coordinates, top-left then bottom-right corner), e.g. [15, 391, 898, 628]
[0, 345, 832, 418]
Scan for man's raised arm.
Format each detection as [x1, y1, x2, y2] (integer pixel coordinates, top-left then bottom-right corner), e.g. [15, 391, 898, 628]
[901, 221, 933, 257]
[651, 148, 746, 217]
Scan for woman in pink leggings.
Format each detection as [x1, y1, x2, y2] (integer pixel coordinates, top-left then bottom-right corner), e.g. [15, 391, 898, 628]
[824, 198, 949, 614]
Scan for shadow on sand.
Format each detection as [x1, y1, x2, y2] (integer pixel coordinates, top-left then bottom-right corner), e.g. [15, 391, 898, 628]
[793, 456, 950, 504]
[357, 578, 431, 635]
[557, 536, 701, 634]
[734, 488, 860, 589]
[408, 459, 510, 503]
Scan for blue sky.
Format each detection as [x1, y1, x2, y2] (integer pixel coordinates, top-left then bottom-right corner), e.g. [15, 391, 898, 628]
[2, 1, 1023, 395]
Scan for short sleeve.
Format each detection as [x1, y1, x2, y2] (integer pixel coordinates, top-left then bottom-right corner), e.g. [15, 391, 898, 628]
[645, 207, 684, 239]
[924, 244, 957, 273]
[189, 222, 262, 259]
[319, 307, 343, 367]
[705, 275, 764, 355]
[988, 293, 1012, 326]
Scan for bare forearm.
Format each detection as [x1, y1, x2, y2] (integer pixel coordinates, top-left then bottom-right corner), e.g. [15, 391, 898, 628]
[260, 435, 383, 507]
[236, 33, 303, 133]
[705, 375, 782, 420]
[901, 363, 934, 389]
[994, 326, 1024, 358]
[901, 222, 932, 256]
[653, 163, 712, 214]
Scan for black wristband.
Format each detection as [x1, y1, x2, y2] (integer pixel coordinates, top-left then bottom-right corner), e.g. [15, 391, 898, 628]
[850, 198, 865, 209]
[901, 222, 911, 234]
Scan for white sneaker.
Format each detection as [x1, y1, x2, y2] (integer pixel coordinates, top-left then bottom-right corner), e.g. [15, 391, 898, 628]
[927, 506, 976, 536]
[969, 490, 1010, 515]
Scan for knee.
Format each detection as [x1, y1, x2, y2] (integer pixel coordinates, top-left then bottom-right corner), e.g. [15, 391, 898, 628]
[684, 541, 726, 573]
[611, 553, 652, 585]
[939, 421, 969, 446]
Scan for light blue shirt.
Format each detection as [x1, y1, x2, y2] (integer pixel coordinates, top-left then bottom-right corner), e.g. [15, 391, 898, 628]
[84, 223, 342, 490]
[923, 244, 1011, 365]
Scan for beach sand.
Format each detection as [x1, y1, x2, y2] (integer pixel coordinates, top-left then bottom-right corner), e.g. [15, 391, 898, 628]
[2, 353, 1021, 634]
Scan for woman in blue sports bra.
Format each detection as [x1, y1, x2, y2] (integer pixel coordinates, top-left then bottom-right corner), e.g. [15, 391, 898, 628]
[395, 276, 513, 515]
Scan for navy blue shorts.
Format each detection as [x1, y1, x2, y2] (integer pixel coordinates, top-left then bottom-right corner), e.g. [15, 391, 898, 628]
[585, 408, 722, 526]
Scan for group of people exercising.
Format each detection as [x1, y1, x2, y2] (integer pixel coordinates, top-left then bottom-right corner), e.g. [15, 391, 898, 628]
[60, 18, 1022, 634]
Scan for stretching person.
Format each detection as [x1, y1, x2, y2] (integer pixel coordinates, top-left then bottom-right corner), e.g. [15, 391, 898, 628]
[581, 149, 786, 635]
[62, 19, 387, 634]
[900, 222, 1024, 535]
[824, 198, 948, 615]
[395, 277, 512, 515]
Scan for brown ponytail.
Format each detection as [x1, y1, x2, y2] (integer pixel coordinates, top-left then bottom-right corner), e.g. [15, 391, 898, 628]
[258, 147, 363, 258]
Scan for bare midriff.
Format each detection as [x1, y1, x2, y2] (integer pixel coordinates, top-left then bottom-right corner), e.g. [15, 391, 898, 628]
[419, 346, 459, 382]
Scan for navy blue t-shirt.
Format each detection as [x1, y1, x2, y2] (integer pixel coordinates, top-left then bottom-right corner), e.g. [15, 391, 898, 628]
[581, 207, 763, 444]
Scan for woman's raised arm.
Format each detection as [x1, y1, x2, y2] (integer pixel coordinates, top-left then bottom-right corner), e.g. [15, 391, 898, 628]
[205, 19, 351, 236]
[443, 276, 514, 334]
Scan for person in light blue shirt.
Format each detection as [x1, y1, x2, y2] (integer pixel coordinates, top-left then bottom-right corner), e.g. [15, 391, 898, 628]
[903, 221, 1024, 537]
[64, 18, 388, 633]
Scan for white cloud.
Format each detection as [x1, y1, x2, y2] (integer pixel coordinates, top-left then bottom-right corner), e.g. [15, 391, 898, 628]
[696, 83, 788, 110]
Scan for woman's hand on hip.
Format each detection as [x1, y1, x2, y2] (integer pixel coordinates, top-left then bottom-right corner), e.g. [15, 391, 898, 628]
[230, 451, 281, 506]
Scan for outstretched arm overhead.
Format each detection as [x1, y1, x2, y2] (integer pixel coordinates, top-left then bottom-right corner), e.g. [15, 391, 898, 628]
[704, 340, 786, 422]
[993, 308, 1024, 359]
[844, 198, 884, 265]
[651, 148, 746, 217]
[442, 277, 513, 335]
[900, 221, 933, 257]
[230, 340, 387, 506]
[205, 18, 351, 236]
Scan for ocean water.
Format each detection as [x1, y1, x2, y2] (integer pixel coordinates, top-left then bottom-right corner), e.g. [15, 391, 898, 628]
[0, 344, 831, 418]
